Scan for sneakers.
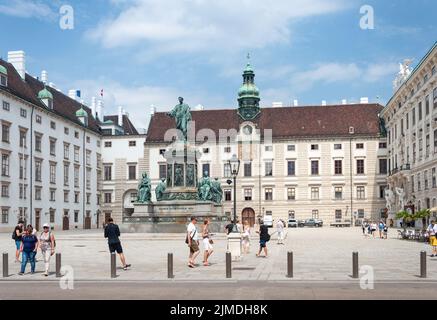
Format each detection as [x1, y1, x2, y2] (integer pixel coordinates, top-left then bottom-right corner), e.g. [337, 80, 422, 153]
[18, 272, 24, 276]
[43, 272, 48, 277]
[123, 264, 131, 271]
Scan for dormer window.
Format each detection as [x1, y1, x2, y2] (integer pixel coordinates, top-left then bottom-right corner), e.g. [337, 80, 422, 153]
[0, 65, 7, 87]
[37, 87, 54, 109]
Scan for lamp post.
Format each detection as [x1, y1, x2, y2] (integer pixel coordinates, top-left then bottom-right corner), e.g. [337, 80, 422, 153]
[228, 154, 241, 232]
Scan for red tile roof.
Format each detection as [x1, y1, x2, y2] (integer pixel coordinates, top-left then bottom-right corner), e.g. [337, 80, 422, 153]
[0, 59, 139, 136]
[146, 104, 384, 143]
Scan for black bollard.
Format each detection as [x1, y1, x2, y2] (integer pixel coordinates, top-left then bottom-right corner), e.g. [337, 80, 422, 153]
[2, 253, 8, 278]
[287, 251, 293, 278]
[111, 252, 116, 278]
[420, 251, 427, 278]
[352, 252, 359, 279]
[226, 252, 232, 278]
[168, 253, 174, 279]
[55, 253, 61, 278]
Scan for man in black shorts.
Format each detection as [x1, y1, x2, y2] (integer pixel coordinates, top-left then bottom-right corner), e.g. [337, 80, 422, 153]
[104, 218, 131, 270]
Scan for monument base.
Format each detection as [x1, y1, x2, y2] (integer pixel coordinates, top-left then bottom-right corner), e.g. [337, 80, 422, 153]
[227, 232, 242, 261]
[120, 200, 227, 233]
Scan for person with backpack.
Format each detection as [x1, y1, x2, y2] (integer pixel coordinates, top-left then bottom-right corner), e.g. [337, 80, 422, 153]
[19, 226, 39, 275]
[104, 218, 131, 270]
[12, 220, 24, 263]
[39, 223, 55, 277]
[256, 222, 270, 257]
[186, 216, 200, 268]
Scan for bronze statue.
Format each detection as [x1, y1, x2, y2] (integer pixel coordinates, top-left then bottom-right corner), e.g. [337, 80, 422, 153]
[167, 97, 192, 141]
[155, 178, 167, 201]
[137, 172, 151, 203]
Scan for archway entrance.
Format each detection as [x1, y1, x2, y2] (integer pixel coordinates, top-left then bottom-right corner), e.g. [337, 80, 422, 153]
[241, 208, 256, 227]
[62, 216, 69, 231]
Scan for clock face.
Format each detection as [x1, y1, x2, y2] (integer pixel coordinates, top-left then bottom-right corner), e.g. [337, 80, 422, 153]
[243, 125, 253, 135]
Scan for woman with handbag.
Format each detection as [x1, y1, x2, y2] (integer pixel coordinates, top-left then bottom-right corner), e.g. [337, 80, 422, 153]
[202, 219, 214, 266]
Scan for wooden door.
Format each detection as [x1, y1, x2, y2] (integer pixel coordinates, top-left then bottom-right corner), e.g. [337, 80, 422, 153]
[62, 216, 69, 231]
[242, 208, 256, 227]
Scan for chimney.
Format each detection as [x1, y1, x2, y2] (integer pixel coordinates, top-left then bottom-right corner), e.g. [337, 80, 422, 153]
[8, 51, 26, 80]
[91, 97, 97, 118]
[118, 106, 123, 127]
[150, 105, 156, 115]
[41, 70, 48, 84]
[321, 100, 327, 106]
[68, 89, 77, 100]
[97, 100, 104, 120]
[195, 104, 204, 111]
[360, 97, 369, 104]
[272, 102, 283, 108]
[293, 99, 298, 107]
[342, 99, 347, 105]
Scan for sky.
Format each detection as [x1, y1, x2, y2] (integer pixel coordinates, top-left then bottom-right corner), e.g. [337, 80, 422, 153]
[0, 0, 436, 132]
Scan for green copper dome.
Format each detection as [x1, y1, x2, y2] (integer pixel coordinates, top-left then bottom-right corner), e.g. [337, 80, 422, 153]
[75, 107, 88, 117]
[37, 87, 53, 100]
[237, 55, 261, 121]
[238, 82, 260, 97]
[0, 65, 7, 75]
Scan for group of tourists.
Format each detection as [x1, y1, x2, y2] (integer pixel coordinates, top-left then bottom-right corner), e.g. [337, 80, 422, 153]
[12, 221, 56, 276]
[362, 220, 388, 239]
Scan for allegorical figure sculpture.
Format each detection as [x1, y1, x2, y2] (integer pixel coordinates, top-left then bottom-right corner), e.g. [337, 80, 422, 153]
[155, 178, 167, 201]
[211, 178, 223, 204]
[395, 187, 406, 210]
[167, 97, 192, 141]
[385, 188, 394, 213]
[198, 171, 212, 201]
[137, 172, 151, 203]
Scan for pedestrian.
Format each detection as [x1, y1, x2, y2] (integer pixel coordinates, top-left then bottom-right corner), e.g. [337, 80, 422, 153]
[18, 226, 39, 275]
[256, 222, 270, 257]
[276, 219, 285, 245]
[201, 219, 214, 266]
[371, 221, 377, 238]
[383, 224, 388, 240]
[187, 217, 200, 268]
[427, 221, 437, 257]
[104, 218, 131, 270]
[39, 223, 55, 276]
[362, 221, 367, 235]
[236, 220, 243, 233]
[225, 220, 235, 235]
[242, 220, 251, 254]
[12, 220, 24, 263]
[378, 220, 385, 239]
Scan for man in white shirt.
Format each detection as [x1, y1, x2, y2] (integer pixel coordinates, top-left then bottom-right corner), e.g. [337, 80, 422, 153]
[276, 220, 285, 245]
[187, 217, 200, 268]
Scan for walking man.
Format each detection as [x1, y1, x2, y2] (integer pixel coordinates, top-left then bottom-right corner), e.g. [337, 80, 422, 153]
[187, 217, 200, 268]
[104, 218, 131, 270]
[427, 221, 437, 257]
[276, 219, 285, 245]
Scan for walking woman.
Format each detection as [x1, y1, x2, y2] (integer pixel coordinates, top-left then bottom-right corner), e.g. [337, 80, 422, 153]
[19, 226, 39, 275]
[39, 223, 55, 276]
[202, 219, 214, 266]
[256, 222, 270, 258]
[242, 220, 251, 254]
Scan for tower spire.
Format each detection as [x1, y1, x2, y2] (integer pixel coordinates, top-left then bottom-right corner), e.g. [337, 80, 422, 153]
[237, 54, 260, 120]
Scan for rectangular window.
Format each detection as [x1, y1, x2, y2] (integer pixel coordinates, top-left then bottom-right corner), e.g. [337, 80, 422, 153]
[224, 163, 231, 178]
[335, 187, 342, 200]
[334, 160, 342, 175]
[287, 161, 295, 176]
[287, 188, 296, 200]
[74, 192, 80, 203]
[35, 160, 42, 181]
[35, 134, 42, 152]
[426, 95, 430, 115]
[86, 150, 91, 166]
[265, 188, 273, 201]
[86, 168, 91, 189]
[335, 210, 342, 221]
[20, 108, 27, 118]
[287, 145, 295, 151]
[357, 186, 365, 199]
[434, 87, 437, 109]
[426, 135, 430, 158]
[2, 101, 10, 111]
[49, 210, 55, 223]
[104, 165, 112, 181]
[412, 107, 416, 125]
[50, 121, 56, 130]
[159, 165, 167, 180]
[129, 141, 136, 147]
[419, 102, 423, 121]
[358, 209, 365, 219]
[202, 163, 210, 177]
[1, 184, 9, 197]
[265, 146, 273, 152]
[74, 146, 80, 162]
[224, 189, 232, 201]
[334, 144, 342, 150]
[1, 208, 9, 224]
[74, 166, 79, 187]
[50, 139, 56, 156]
[311, 187, 319, 200]
[34, 187, 41, 200]
[64, 127, 69, 135]
[265, 162, 273, 176]
[50, 190, 56, 202]
[64, 143, 70, 160]
[311, 160, 319, 175]
[434, 130, 437, 153]
[311, 144, 319, 150]
[104, 141, 112, 148]
[224, 146, 231, 153]
[1, 154, 10, 176]
[379, 159, 387, 174]
[35, 115, 42, 124]
[128, 165, 136, 180]
[312, 210, 319, 219]
[74, 211, 79, 223]
[379, 142, 387, 149]
[244, 163, 252, 177]
[50, 163, 56, 184]
[379, 185, 386, 199]
[64, 191, 69, 203]
[202, 148, 209, 154]
[64, 164, 69, 186]
[2, 124, 10, 143]
[356, 159, 365, 175]
[244, 189, 252, 201]
[104, 192, 112, 204]
[432, 168, 436, 188]
[356, 143, 364, 149]
[19, 130, 27, 148]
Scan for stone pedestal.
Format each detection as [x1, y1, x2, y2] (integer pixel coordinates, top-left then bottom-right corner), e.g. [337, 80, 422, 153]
[227, 232, 242, 261]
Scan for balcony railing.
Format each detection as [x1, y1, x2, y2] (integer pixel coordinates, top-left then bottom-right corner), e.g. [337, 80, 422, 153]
[389, 164, 411, 176]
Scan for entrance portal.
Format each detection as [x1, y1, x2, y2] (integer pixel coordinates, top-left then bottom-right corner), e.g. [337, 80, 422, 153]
[241, 208, 256, 227]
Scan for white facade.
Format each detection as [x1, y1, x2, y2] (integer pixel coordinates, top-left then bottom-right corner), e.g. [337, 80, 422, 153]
[381, 42, 437, 219]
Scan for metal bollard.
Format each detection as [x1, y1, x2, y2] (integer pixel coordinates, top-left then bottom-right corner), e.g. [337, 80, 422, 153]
[55, 253, 61, 278]
[168, 253, 174, 279]
[2, 253, 8, 278]
[420, 251, 427, 278]
[352, 252, 359, 279]
[287, 251, 293, 278]
[111, 252, 116, 278]
[226, 252, 232, 278]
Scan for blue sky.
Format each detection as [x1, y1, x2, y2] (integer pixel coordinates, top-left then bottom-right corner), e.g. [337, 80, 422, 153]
[0, 0, 436, 131]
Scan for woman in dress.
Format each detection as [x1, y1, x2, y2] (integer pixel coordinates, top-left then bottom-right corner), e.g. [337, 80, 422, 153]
[39, 223, 55, 276]
[202, 219, 214, 266]
[242, 220, 251, 254]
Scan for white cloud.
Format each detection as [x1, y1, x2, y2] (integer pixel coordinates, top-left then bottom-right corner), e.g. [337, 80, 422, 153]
[87, 0, 348, 54]
[0, 0, 55, 20]
[363, 62, 398, 82]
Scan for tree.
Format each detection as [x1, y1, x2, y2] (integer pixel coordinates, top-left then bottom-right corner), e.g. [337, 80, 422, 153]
[414, 209, 431, 230]
[396, 210, 413, 229]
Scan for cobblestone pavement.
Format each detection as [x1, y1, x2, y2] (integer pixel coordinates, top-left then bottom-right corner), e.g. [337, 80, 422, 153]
[1, 227, 436, 282]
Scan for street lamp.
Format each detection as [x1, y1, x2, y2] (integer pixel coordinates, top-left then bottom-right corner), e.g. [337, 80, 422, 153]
[228, 154, 240, 232]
